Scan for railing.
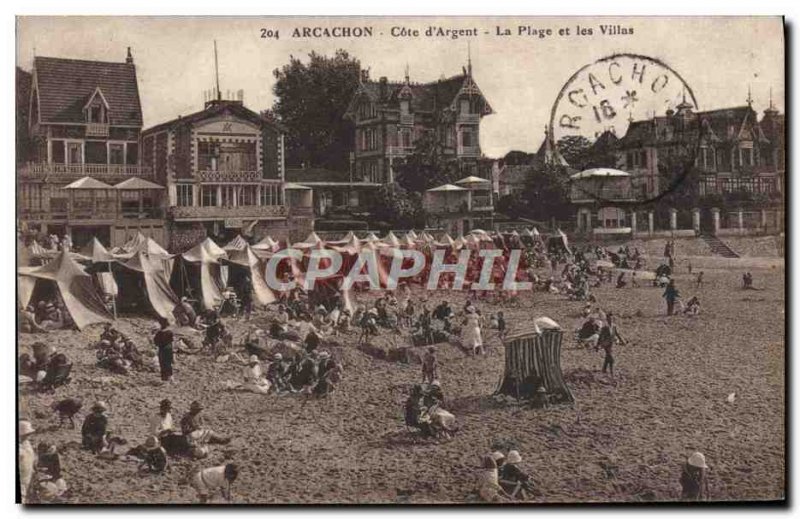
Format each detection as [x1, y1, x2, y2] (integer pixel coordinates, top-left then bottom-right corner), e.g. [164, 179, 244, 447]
[570, 185, 634, 201]
[20, 205, 164, 221]
[471, 195, 493, 210]
[169, 204, 287, 220]
[399, 114, 414, 126]
[457, 146, 481, 157]
[21, 163, 153, 179]
[86, 123, 110, 137]
[699, 177, 779, 196]
[288, 206, 314, 218]
[387, 146, 414, 157]
[457, 113, 480, 124]
[195, 170, 263, 182]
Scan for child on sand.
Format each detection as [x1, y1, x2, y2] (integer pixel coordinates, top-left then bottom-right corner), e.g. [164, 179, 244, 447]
[190, 463, 239, 503]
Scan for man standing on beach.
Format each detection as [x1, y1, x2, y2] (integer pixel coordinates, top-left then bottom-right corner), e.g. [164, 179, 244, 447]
[153, 317, 174, 384]
[596, 313, 626, 377]
[663, 279, 680, 316]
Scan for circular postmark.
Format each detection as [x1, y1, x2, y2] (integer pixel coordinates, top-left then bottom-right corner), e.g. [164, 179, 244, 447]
[549, 53, 701, 204]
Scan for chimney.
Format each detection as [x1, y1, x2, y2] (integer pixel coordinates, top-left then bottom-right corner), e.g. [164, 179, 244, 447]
[126, 47, 133, 64]
[379, 76, 388, 100]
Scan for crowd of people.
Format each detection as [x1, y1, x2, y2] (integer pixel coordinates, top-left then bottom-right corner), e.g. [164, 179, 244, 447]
[19, 233, 728, 503]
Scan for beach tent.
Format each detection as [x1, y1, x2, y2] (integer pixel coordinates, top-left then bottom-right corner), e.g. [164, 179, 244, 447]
[171, 238, 227, 311]
[382, 231, 402, 248]
[224, 245, 277, 306]
[406, 230, 418, 240]
[252, 235, 281, 253]
[292, 231, 324, 249]
[112, 251, 180, 322]
[434, 233, 455, 249]
[79, 237, 115, 263]
[325, 231, 357, 246]
[18, 250, 113, 330]
[547, 229, 572, 255]
[223, 234, 249, 252]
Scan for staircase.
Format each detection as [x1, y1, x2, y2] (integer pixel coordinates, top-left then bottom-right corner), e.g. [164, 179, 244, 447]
[700, 234, 740, 258]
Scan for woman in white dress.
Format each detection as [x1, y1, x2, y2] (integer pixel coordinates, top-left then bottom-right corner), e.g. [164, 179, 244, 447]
[241, 355, 270, 394]
[462, 308, 484, 355]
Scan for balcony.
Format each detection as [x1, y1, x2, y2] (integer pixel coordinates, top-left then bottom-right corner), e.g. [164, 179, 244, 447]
[399, 113, 414, 126]
[195, 170, 263, 182]
[457, 146, 481, 157]
[457, 113, 480, 124]
[288, 206, 314, 218]
[471, 195, 493, 211]
[571, 185, 635, 202]
[21, 163, 154, 181]
[169, 204, 288, 221]
[21, 201, 163, 222]
[86, 123, 110, 137]
[387, 146, 414, 157]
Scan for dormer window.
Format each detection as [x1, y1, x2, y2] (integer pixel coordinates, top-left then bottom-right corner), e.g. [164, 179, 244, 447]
[400, 100, 410, 115]
[83, 87, 110, 124]
[460, 99, 471, 114]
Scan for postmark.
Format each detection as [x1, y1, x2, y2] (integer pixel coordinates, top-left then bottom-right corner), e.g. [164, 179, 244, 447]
[549, 53, 702, 204]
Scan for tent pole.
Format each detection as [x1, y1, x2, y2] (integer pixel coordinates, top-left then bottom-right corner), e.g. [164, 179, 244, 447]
[109, 261, 117, 319]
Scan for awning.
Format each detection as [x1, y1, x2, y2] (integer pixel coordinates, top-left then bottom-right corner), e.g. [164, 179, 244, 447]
[114, 177, 165, 190]
[64, 176, 113, 190]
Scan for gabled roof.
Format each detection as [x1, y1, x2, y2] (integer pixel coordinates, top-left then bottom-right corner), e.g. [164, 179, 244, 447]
[143, 99, 287, 135]
[570, 168, 630, 180]
[345, 72, 492, 118]
[455, 175, 490, 185]
[114, 177, 165, 190]
[64, 176, 113, 189]
[33, 56, 142, 126]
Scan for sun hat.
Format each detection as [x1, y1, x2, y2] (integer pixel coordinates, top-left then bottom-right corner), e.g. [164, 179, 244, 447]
[507, 450, 522, 464]
[92, 401, 108, 412]
[430, 380, 441, 388]
[144, 435, 161, 450]
[319, 351, 330, 359]
[249, 355, 260, 364]
[490, 451, 506, 462]
[273, 353, 283, 361]
[688, 452, 709, 469]
[190, 401, 203, 412]
[19, 420, 36, 437]
[160, 399, 172, 409]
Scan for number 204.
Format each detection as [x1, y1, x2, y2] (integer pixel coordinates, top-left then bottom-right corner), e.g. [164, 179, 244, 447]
[260, 28, 279, 40]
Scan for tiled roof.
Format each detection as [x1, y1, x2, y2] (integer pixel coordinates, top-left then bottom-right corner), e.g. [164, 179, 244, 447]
[33, 56, 142, 126]
[349, 73, 479, 116]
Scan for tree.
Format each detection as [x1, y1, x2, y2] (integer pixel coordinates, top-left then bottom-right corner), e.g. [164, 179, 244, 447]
[520, 163, 573, 221]
[557, 135, 592, 170]
[271, 50, 361, 171]
[392, 132, 462, 193]
[367, 183, 426, 229]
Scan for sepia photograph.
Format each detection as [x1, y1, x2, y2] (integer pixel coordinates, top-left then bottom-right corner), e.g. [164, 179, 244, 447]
[14, 15, 785, 506]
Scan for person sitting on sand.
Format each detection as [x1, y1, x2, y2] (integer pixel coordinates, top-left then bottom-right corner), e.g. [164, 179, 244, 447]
[680, 452, 710, 500]
[190, 463, 239, 504]
[273, 304, 291, 338]
[422, 347, 438, 384]
[499, 450, 535, 499]
[81, 401, 109, 454]
[36, 442, 68, 500]
[180, 401, 230, 458]
[477, 455, 511, 502]
[20, 305, 48, 334]
[684, 296, 701, 317]
[174, 297, 199, 328]
[149, 399, 175, 437]
[265, 353, 289, 393]
[242, 355, 271, 394]
[337, 309, 352, 333]
[138, 435, 168, 474]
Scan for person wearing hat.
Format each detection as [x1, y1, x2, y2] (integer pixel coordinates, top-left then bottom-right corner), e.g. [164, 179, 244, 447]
[149, 399, 175, 437]
[190, 463, 239, 503]
[499, 450, 534, 499]
[139, 436, 168, 474]
[153, 317, 175, 384]
[175, 296, 198, 327]
[680, 452, 710, 500]
[336, 308, 352, 333]
[462, 305, 484, 356]
[242, 355, 271, 394]
[36, 442, 68, 499]
[421, 347, 438, 384]
[477, 454, 511, 502]
[18, 420, 36, 502]
[313, 351, 342, 397]
[81, 401, 109, 454]
[180, 401, 230, 458]
[238, 275, 253, 321]
[663, 278, 680, 316]
[265, 353, 289, 392]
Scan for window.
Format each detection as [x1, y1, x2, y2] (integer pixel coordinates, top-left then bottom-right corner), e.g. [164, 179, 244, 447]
[177, 185, 193, 207]
[742, 148, 753, 167]
[400, 129, 412, 148]
[240, 185, 256, 206]
[109, 144, 125, 165]
[126, 143, 139, 165]
[400, 100, 410, 115]
[51, 140, 65, 164]
[460, 129, 474, 148]
[460, 99, 470, 114]
[260, 184, 281, 206]
[88, 105, 103, 123]
[120, 191, 139, 215]
[221, 185, 236, 207]
[198, 142, 220, 171]
[639, 150, 647, 168]
[626, 152, 634, 169]
[67, 142, 82, 164]
[85, 141, 107, 164]
[200, 186, 217, 207]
